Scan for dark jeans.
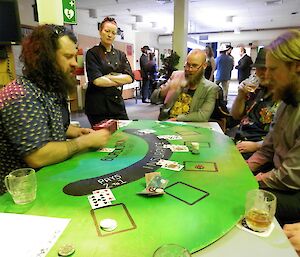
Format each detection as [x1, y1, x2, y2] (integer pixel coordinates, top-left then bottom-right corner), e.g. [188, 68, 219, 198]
[263, 188, 300, 226]
[141, 78, 150, 101]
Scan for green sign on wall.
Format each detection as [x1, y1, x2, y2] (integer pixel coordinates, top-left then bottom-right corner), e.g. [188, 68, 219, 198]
[62, 0, 77, 24]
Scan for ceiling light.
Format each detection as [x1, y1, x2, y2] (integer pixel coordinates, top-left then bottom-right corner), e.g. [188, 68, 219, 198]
[265, 0, 283, 6]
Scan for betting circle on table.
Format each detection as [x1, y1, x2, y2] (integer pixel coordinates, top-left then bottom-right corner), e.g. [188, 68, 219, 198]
[0, 120, 257, 257]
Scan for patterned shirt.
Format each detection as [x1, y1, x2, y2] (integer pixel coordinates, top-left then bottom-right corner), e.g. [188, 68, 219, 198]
[0, 77, 69, 194]
[170, 89, 195, 118]
[235, 87, 280, 142]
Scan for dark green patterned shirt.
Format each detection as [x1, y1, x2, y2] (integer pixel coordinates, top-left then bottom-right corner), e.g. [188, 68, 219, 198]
[0, 77, 69, 194]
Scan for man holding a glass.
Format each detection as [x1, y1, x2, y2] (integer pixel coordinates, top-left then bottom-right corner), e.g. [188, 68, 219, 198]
[230, 48, 279, 159]
[247, 30, 300, 226]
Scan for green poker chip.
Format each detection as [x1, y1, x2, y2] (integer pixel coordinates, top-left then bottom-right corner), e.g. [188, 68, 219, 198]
[58, 244, 75, 256]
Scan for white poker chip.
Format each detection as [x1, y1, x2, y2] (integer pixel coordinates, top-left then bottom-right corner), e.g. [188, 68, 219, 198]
[100, 218, 117, 231]
[58, 244, 75, 256]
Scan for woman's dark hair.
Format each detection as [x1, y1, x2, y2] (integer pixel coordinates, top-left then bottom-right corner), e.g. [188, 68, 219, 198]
[99, 17, 117, 31]
[20, 24, 77, 97]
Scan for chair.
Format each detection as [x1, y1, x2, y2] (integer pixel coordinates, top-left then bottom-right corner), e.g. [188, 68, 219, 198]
[133, 70, 142, 104]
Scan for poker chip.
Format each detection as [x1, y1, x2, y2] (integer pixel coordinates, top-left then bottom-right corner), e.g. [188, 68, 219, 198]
[58, 244, 75, 256]
[195, 164, 204, 169]
[100, 218, 117, 232]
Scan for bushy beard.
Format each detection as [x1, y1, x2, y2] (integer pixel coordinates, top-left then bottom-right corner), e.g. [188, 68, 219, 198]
[273, 74, 299, 107]
[58, 69, 77, 98]
[185, 69, 204, 87]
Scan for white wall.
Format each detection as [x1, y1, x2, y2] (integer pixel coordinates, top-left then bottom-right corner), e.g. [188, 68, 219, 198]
[73, 9, 135, 45]
[158, 28, 292, 49]
[18, 0, 38, 27]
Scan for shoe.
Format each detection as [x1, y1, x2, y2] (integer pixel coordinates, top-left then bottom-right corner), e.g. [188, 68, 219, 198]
[142, 100, 150, 103]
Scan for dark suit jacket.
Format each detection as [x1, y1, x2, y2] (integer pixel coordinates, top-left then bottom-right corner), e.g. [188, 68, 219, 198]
[236, 54, 253, 83]
[140, 53, 149, 79]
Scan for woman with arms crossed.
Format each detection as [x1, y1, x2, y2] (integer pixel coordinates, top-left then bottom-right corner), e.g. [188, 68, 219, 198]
[85, 17, 134, 126]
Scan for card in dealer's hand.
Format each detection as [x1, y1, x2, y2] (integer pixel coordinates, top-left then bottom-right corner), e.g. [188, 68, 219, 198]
[88, 194, 112, 210]
[97, 147, 115, 153]
[92, 188, 116, 201]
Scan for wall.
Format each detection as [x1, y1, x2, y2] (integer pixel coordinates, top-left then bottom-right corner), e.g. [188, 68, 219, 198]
[158, 28, 293, 49]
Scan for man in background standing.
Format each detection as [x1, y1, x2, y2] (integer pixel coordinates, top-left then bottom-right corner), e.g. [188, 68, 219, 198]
[236, 46, 253, 83]
[215, 44, 234, 103]
[140, 45, 150, 103]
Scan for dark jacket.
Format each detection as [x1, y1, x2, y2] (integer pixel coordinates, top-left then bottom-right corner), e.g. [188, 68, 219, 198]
[236, 54, 253, 83]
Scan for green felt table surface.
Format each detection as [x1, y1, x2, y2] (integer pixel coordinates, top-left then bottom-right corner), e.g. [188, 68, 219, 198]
[0, 121, 258, 257]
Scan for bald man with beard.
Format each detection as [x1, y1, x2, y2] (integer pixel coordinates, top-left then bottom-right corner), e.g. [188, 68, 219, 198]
[152, 49, 218, 121]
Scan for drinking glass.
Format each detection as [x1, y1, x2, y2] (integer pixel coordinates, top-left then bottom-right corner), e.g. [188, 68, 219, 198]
[4, 168, 37, 204]
[153, 244, 191, 257]
[245, 189, 276, 232]
[241, 75, 260, 93]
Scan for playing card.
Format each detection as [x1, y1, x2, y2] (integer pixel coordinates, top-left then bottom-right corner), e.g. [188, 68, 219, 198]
[88, 194, 112, 209]
[137, 129, 156, 134]
[156, 159, 178, 166]
[162, 144, 173, 149]
[157, 135, 182, 140]
[97, 148, 115, 153]
[92, 189, 116, 201]
[161, 162, 184, 171]
[169, 145, 189, 152]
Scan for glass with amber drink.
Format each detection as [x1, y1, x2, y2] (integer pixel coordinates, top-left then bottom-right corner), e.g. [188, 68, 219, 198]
[245, 189, 276, 232]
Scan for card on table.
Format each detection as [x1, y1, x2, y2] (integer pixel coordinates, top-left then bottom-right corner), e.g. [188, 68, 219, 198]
[157, 135, 182, 140]
[137, 129, 156, 134]
[88, 189, 116, 209]
[88, 194, 112, 209]
[92, 189, 116, 201]
[169, 145, 189, 152]
[161, 162, 184, 171]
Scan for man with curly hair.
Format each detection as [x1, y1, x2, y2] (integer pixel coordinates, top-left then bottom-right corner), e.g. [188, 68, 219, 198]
[0, 25, 110, 194]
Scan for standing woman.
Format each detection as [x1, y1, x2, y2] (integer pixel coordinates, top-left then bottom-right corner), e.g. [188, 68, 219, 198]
[204, 45, 216, 82]
[85, 17, 133, 126]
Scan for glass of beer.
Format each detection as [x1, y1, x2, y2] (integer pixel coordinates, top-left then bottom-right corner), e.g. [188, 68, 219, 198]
[240, 75, 260, 93]
[245, 189, 276, 232]
[153, 244, 191, 257]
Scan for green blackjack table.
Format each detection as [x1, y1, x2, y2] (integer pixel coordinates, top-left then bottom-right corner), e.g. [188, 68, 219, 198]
[0, 120, 258, 257]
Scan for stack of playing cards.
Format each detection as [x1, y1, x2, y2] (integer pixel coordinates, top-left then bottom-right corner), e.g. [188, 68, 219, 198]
[156, 159, 184, 171]
[138, 174, 169, 196]
[87, 189, 116, 210]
